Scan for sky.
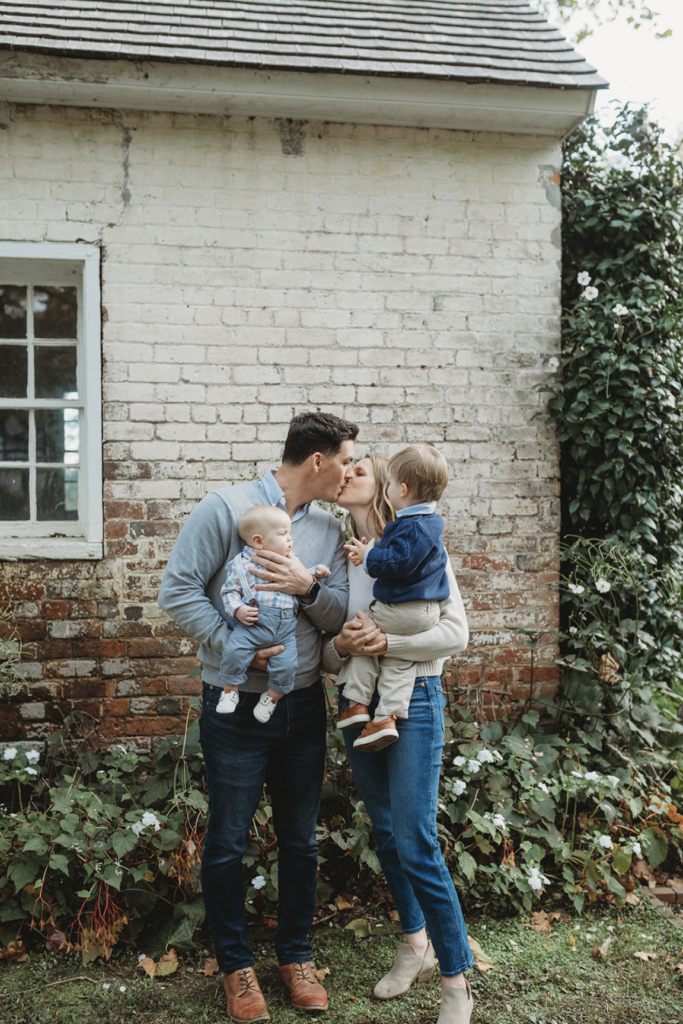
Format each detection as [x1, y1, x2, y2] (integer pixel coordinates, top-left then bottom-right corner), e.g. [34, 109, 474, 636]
[555, 0, 683, 141]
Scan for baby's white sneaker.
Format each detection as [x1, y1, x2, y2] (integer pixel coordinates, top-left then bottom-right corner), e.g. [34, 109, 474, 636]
[216, 690, 240, 714]
[254, 693, 279, 723]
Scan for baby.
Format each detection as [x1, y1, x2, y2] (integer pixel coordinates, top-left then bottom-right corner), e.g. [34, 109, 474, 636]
[217, 505, 330, 723]
[339, 444, 450, 751]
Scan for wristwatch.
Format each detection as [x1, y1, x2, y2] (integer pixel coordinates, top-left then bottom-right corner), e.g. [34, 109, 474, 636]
[305, 575, 321, 602]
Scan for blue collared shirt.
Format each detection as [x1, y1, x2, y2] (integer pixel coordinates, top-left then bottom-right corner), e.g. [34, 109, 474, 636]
[396, 502, 437, 518]
[258, 470, 311, 523]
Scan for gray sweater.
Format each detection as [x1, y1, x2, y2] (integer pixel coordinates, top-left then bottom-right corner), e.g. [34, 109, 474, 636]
[158, 480, 349, 692]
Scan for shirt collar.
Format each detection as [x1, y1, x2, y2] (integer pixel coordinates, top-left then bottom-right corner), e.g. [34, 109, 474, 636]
[396, 502, 437, 517]
[258, 470, 311, 523]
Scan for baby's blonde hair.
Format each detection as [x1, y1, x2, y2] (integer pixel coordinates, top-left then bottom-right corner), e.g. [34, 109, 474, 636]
[388, 444, 449, 503]
[238, 505, 291, 546]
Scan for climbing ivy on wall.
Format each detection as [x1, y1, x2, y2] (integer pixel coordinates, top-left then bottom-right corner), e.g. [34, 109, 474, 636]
[546, 105, 683, 743]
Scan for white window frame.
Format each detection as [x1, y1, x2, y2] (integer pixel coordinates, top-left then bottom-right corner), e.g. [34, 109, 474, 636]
[0, 242, 102, 560]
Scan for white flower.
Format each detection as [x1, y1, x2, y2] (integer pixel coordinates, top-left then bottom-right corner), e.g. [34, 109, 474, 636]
[568, 582, 585, 595]
[584, 771, 600, 782]
[577, 271, 591, 286]
[569, 626, 577, 634]
[25, 749, 40, 763]
[131, 821, 144, 837]
[138, 953, 147, 962]
[452, 756, 466, 767]
[477, 749, 495, 764]
[528, 867, 550, 892]
[613, 303, 629, 316]
[583, 286, 599, 301]
[492, 750, 503, 762]
[452, 779, 467, 797]
[119, 986, 126, 993]
[595, 578, 611, 594]
[252, 875, 267, 890]
[607, 775, 620, 787]
[632, 841, 642, 857]
[571, 770, 583, 778]
[24, 767, 38, 776]
[547, 357, 560, 372]
[102, 983, 110, 990]
[598, 834, 613, 850]
[493, 814, 506, 830]
[467, 760, 481, 774]
[141, 811, 161, 832]
[538, 781, 549, 794]
[3, 747, 17, 761]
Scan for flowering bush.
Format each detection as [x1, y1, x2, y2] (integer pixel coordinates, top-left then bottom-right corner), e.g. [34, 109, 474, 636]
[545, 105, 683, 706]
[0, 714, 207, 957]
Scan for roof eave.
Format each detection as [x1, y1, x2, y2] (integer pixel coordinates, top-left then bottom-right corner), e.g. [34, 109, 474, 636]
[0, 50, 606, 137]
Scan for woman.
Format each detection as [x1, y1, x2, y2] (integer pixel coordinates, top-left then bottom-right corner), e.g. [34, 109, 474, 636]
[322, 454, 474, 1024]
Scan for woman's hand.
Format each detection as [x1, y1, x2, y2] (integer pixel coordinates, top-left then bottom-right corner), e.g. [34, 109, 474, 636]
[333, 609, 388, 657]
[251, 550, 313, 597]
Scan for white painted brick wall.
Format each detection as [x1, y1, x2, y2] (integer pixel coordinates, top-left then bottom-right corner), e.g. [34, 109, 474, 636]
[0, 103, 562, 703]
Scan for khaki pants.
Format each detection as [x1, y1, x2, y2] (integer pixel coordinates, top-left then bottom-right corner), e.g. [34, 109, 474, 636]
[342, 599, 440, 720]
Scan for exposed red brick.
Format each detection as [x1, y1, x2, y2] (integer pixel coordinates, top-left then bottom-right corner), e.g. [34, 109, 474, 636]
[103, 699, 130, 717]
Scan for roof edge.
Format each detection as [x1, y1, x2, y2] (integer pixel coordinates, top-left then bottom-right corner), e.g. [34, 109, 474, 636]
[0, 50, 601, 137]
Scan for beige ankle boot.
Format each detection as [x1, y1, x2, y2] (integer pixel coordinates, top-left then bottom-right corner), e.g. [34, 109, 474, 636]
[373, 941, 435, 1000]
[436, 980, 473, 1024]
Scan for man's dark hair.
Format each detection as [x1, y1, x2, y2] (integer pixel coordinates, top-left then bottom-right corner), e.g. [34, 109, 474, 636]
[282, 412, 359, 466]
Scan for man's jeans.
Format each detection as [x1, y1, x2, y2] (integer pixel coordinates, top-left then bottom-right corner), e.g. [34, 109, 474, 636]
[200, 679, 326, 974]
[340, 676, 473, 977]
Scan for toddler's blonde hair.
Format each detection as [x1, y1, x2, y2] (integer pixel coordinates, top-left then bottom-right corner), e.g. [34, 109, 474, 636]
[388, 444, 449, 503]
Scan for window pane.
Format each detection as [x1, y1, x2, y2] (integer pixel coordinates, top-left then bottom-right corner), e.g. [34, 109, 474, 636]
[0, 468, 29, 520]
[36, 409, 79, 464]
[0, 345, 28, 398]
[35, 346, 78, 399]
[36, 467, 78, 521]
[0, 410, 29, 462]
[33, 286, 78, 338]
[0, 286, 28, 339]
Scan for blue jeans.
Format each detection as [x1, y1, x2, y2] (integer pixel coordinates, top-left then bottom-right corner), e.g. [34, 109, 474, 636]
[200, 680, 326, 974]
[218, 607, 298, 694]
[340, 676, 473, 977]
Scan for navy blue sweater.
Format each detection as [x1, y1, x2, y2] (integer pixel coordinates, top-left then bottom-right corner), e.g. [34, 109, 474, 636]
[365, 512, 449, 604]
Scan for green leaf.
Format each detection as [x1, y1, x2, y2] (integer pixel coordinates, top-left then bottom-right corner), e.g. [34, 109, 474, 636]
[458, 851, 477, 884]
[612, 847, 632, 876]
[641, 827, 668, 869]
[111, 831, 138, 859]
[8, 858, 39, 892]
[50, 854, 72, 877]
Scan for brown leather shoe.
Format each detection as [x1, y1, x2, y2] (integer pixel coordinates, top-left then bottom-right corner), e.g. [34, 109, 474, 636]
[223, 967, 270, 1022]
[337, 703, 370, 729]
[352, 715, 398, 752]
[279, 961, 329, 1012]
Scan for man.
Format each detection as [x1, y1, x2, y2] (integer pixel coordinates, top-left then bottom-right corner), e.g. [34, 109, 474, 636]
[158, 412, 357, 1022]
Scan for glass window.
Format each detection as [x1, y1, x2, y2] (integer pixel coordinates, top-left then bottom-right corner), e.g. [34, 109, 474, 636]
[0, 280, 80, 524]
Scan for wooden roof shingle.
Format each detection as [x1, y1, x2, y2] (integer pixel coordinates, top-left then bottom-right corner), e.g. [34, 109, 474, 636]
[0, 0, 607, 89]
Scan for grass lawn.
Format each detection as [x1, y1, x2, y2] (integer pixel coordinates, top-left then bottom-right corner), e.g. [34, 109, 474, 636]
[1, 901, 682, 1023]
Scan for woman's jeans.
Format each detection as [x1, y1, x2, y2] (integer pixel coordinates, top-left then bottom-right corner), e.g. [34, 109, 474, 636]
[200, 680, 326, 974]
[340, 676, 473, 977]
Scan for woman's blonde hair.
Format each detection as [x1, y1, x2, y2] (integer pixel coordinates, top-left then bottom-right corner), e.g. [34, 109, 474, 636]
[347, 453, 395, 541]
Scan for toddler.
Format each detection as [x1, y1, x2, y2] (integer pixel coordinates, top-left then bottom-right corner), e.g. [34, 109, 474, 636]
[339, 444, 450, 751]
[217, 505, 330, 723]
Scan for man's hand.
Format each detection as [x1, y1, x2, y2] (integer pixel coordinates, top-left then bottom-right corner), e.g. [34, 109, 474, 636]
[249, 645, 285, 672]
[333, 609, 388, 657]
[344, 537, 374, 567]
[252, 550, 313, 596]
[235, 604, 259, 626]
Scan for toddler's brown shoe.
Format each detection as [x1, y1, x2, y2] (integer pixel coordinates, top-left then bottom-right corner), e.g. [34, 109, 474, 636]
[279, 961, 328, 1012]
[337, 703, 370, 729]
[353, 716, 398, 752]
[223, 967, 270, 1022]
